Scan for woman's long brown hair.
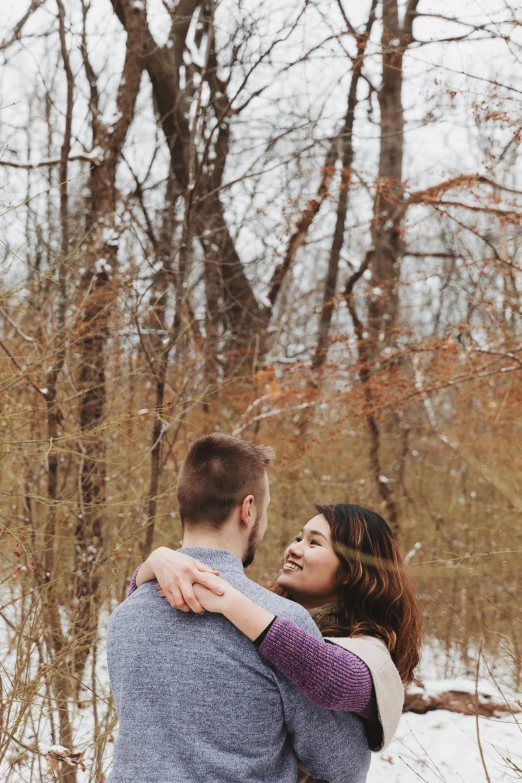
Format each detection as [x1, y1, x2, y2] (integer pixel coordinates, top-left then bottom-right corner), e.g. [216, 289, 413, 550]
[273, 504, 423, 684]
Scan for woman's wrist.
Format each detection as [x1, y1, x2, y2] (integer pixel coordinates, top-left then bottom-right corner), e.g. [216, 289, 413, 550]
[217, 585, 243, 616]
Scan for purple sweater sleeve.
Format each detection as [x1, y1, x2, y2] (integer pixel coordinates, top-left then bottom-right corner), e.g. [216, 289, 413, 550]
[127, 564, 142, 597]
[259, 617, 378, 723]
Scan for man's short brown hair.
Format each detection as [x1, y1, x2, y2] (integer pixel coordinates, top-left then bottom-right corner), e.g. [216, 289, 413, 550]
[177, 433, 275, 528]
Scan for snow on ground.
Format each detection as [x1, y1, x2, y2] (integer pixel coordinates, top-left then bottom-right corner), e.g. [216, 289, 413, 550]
[369, 648, 521, 783]
[369, 710, 521, 783]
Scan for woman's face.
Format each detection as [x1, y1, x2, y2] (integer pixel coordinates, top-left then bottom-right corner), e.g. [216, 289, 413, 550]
[276, 514, 344, 609]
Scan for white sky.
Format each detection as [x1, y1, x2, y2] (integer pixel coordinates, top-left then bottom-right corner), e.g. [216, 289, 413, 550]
[0, 0, 521, 348]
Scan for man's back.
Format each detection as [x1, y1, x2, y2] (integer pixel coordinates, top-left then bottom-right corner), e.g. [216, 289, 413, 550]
[106, 548, 370, 783]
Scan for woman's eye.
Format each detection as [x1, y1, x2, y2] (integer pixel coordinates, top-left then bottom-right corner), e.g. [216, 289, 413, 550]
[310, 540, 320, 546]
[294, 536, 302, 542]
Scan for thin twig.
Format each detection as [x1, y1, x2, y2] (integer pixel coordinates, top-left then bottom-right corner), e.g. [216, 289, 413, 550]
[475, 639, 492, 783]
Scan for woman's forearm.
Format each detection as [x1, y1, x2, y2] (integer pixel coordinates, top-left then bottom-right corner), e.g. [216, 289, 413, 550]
[127, 556, 157, 597]
[129, 547, 166, 594]
[220, 589, 275, 641]
[135, 559, 156, 587]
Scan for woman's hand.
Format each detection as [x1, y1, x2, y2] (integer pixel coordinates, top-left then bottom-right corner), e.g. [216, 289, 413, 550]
[145, 547, 223, 614]
[158, 574, 233, 614]
[159, 574, 276, 642]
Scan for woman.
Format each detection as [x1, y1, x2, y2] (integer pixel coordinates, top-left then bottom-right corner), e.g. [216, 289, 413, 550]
[129, 503, 422, 759]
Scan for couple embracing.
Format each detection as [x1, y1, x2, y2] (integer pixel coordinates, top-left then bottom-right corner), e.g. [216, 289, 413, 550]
[106, 434, 422, 783]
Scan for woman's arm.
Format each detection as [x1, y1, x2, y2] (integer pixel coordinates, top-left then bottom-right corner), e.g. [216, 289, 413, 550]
[126, 547, 221, 612]
[134, 559, 378, 722]
[128, 556, 165, 595]
[127, 560, 158, 595]
[191, 582, 378, 723]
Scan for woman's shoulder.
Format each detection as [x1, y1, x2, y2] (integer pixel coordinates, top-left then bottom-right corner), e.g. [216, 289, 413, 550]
[326, 634, 391, 663]
[326, 635, 403, 686]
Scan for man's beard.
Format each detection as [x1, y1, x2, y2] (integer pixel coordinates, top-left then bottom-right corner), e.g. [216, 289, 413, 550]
[242, 519, 261, 568]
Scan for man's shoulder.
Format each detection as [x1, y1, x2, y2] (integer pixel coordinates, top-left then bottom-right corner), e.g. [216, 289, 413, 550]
[108, 581, 161, 627]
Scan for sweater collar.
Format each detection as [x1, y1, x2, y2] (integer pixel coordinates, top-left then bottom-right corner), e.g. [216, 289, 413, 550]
[178, 547, 245, 575]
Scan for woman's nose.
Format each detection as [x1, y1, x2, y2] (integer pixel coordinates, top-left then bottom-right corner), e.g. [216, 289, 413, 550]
[287, 542, 303, 558]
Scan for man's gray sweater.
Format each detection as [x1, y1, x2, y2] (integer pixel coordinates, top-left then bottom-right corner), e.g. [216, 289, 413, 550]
[106, 547, 370, 783]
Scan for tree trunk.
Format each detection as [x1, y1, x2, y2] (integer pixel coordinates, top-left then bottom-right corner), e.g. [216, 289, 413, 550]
[343, 0, 419, 535]
[41, 6, 77, 779]
[367, 0, 418, 358]
[367, 0, 405, 358]
[313, 0, 378, 370]
[142, 172, 179, 557]
[72, 0, 145, 690]
[344, 258, 401, 535]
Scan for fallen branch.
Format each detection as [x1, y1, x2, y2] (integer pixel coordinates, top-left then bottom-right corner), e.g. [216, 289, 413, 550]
[404, 677, 521, 718]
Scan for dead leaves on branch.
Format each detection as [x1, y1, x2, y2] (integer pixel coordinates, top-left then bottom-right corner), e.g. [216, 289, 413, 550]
[45, 746, 87, 778]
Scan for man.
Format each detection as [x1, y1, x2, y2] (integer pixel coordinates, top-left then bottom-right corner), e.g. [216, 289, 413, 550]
[106, 434, 370, 783]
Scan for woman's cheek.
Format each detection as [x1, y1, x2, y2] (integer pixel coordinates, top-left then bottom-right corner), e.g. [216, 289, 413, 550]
[319, 553, 340, 591]
[308, 554, 329, 591]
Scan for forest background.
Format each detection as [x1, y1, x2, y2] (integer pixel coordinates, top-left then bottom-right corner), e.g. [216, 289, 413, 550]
[0, 0, 521, 781]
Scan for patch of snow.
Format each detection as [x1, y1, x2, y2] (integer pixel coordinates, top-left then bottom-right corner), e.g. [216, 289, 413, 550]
[184, 42, 205, 68]
[258, 292, 272, 308]
[94, 258, 112, 276]
[46, 745, 70, 755]
[82, 146, 104, 164]
[102, 227, 119, 247]
[105, 109, 123, 128]
[368, 711, 521, 783]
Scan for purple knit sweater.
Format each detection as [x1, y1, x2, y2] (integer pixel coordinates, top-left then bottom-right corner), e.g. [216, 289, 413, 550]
[127, 565, 378, 724]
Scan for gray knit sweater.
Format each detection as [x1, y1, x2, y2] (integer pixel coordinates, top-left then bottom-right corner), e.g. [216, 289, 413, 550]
[106, 547, 370, 783]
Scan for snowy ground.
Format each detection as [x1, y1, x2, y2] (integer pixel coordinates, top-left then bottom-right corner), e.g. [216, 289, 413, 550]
[369, 710, 521, 783]
[368, 651, 521, 783]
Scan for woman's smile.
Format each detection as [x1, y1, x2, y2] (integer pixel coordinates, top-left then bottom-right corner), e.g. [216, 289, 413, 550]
[282, 559, 303, 572]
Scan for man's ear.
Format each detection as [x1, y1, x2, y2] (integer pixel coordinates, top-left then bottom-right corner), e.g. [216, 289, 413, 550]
[240, 494, 255, 527]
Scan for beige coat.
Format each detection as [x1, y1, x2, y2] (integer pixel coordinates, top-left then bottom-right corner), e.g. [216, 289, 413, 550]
[297, 635, 404, 783]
